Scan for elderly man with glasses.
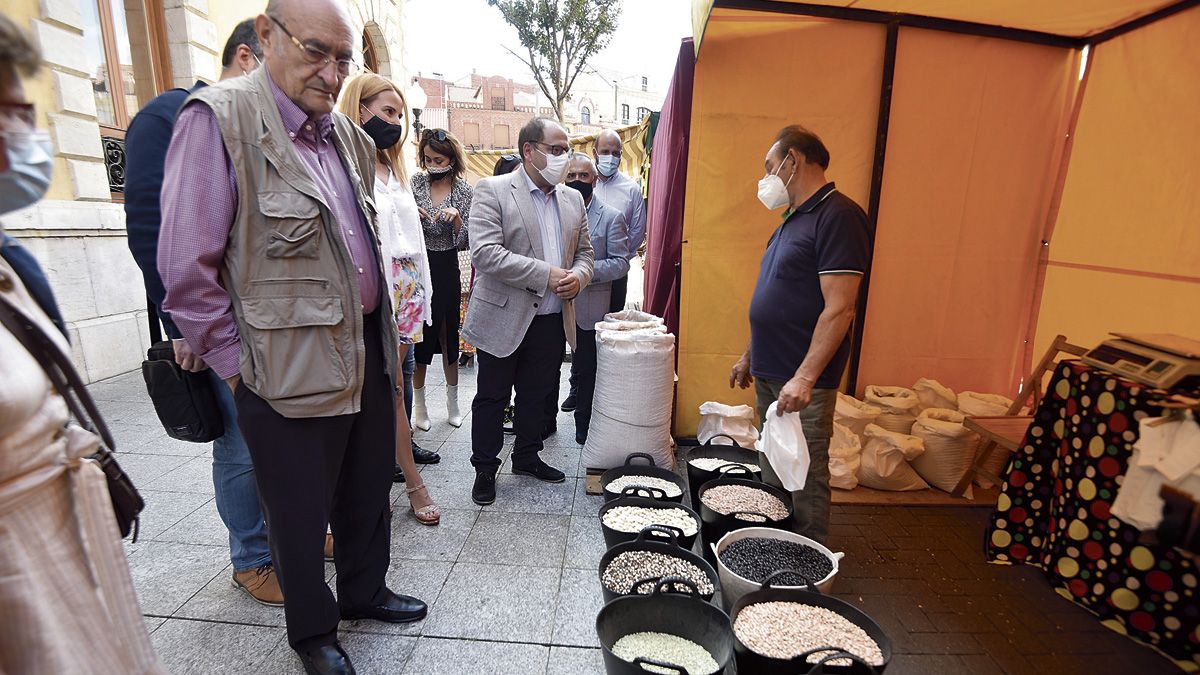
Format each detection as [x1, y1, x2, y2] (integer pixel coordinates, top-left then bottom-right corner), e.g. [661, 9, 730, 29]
[462, 118, 594, 506]
[157, 0, 426, 672]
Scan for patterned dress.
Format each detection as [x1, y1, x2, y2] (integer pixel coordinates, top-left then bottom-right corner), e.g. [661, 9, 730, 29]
[375, 170, 432, 344]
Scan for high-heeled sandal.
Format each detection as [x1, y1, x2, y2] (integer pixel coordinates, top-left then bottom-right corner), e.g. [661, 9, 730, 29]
[406, 483, 440, 526]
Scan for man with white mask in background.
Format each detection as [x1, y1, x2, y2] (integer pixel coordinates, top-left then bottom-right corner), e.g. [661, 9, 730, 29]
[729, 125, 871, 544]
[462, 117, 594, 506]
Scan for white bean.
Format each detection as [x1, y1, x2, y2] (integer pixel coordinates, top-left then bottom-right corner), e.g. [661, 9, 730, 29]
[612, 631, 719, 675]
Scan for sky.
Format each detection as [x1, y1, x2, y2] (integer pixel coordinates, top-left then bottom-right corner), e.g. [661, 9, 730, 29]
[403, 0, 694, 92]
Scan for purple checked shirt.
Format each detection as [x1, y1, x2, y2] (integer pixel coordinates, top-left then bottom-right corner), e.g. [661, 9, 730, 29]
[158, 72, 380, 380]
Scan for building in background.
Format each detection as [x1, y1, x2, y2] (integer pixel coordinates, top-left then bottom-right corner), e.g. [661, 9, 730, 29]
[410, 67, 664, 148]
[3, 0, 410, 382]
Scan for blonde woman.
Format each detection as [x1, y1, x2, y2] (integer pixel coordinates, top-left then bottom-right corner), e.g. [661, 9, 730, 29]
[338, 74, 439, 525]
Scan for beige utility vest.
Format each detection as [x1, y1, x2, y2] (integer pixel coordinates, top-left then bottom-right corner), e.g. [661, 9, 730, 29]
[188, 68, 397, 418]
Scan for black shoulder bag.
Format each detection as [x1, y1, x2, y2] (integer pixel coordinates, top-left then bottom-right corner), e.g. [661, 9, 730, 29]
[141, 340, 224, 443]
[0, 295, 145, 540]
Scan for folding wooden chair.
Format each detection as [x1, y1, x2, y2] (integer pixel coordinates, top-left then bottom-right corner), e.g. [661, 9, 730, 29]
[951, 335, 1089, 496]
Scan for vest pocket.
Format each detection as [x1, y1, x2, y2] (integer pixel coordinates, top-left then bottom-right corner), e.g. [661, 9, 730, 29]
[241, 295, 349, 399]
[260, 191, 322, 259]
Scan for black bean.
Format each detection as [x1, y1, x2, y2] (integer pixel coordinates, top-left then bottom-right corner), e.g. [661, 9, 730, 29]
[718, 537, 833, 585]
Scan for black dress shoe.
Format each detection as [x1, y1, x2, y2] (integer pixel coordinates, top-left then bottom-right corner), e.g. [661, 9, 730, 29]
[560, 393, 578, 412]
[541, 424, 557, 440]
[341, 589, 428, 624]
[512, 459, 566, 483]
[298, 643, 355, 675]
[472, 471, 497, 505]
[412, 441, 440, 464]
[392, 464, 405, 483]
[575, 432, 587, 446]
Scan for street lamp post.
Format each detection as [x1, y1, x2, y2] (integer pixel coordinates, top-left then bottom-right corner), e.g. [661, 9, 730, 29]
[408, 79, 428, 139]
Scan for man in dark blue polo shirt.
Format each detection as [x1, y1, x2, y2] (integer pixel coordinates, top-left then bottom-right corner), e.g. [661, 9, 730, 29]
[730, 125, 871, 543]
[123, 20, 284, 605]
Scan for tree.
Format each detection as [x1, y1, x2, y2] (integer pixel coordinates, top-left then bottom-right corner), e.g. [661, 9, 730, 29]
[489, 0, 621, 124]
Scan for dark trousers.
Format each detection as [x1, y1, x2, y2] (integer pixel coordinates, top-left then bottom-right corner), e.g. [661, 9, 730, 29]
[234, 314, 395, 650]
[609, 274, 628, 314]
[551, 327, 597, 436]
[472, 314, 566, 473]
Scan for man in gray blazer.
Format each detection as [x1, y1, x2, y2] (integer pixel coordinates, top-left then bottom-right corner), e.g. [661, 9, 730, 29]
[556, 153, 630, 445]
[462, 118, 595, 505]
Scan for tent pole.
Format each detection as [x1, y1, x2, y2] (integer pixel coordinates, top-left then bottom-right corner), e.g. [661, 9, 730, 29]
[847, 20, 899, 395]
[715, 0, 1085, 48]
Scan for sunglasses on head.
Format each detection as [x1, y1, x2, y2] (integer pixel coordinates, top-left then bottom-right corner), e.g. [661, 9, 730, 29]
[422, 128, 448, 142]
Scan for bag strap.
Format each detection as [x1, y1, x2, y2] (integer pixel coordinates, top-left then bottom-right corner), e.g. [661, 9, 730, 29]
[0, 294, 116, 451]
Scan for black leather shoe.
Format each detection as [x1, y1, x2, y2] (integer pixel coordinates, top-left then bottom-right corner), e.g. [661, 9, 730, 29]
[298, 643, 355, 675]
[341, 589, 428, 624]
[392, 464, 405, 483]
[560, 393, 578, 412]
[541, 424, 557, 440]
[575, 432, 587, 446]
[412, 440, 440, 464]
[472, 471, 497, 505]
[512, 459, 566, 483]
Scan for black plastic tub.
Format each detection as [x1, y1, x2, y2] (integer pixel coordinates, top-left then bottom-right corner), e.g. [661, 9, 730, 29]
[597, 577, 734, 674]
[598, 525, 720, 603]
[599, 490, 702, 550]
[600, 452, 687, 504]
[730, 571, 892, 674]
[684, 435, 763, 509]
[696, 476, 793, 567]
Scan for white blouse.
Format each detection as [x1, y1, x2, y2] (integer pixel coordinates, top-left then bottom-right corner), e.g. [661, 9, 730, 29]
[374, 168, 433, 328]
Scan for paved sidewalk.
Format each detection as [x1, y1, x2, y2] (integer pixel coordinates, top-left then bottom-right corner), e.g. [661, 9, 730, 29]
[91, 366, 1178, 674]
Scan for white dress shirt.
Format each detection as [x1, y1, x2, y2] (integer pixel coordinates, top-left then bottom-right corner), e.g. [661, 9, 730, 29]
[522, 168, 564, 315]
[593, 170, 645, 261]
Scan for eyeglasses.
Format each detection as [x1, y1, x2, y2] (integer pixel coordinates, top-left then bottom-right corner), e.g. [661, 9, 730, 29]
[422, 128, 448, 142]
[268, 15, 360, 77]
[535, 142, 570, 157]
[0, 102, 36, 127]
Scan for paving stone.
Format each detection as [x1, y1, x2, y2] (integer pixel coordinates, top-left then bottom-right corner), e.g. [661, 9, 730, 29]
[116, 453, 192, 486]
[149, 618, 284, 674]
[482, 474, 577, 516]
[338, 559, 454, 638]
[136, 489, 213, 540]
[886, 654, 968, 675]
[422, 562, 560, 643]
[899, 632, 985, 655]
[458, 511, 569, 567]
[551, 567, 604, 648]
[547, 646, 604, 675]
[156, 499, 231, 547]
[391, 507, 478, 562]
[572, 477, 605, 516]
[403, 637, 548, 675]
[147, 456, 217, 494]
[173, 564, 285, 627]
[413, 469, 484, 511]
[128, 541, 229, 615]
[563, 516, 606, 571]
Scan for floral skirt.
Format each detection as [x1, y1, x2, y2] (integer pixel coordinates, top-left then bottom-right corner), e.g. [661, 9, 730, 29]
[391, 255, 426, 345]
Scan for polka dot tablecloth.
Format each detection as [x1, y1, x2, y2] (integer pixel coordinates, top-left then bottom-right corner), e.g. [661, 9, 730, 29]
[986, 361, 1198, 670]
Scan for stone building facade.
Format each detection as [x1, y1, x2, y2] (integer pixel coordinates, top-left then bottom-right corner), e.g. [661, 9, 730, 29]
[5, 0, 410, 382]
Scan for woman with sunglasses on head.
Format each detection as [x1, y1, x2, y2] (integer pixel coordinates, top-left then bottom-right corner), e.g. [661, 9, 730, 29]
[336, 74, 439, 525]
[410, 128, 473, 431]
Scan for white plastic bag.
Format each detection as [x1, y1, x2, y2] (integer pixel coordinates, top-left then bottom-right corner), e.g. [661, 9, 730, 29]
[909, 408, 977, 497]
[582, 324, 677, 470]
[835, 393, 881, 439]
[858, 424, 929, 491]
[697, 402, 759, 447]
[957, 391, 1015, 487]
[864, 385, 920, 434]
[912, 378, 957, 413]
[829, 422, 861, 490]
[755, 402, 810, 491]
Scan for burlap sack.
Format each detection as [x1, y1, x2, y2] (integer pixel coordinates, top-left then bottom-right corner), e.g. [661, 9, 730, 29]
[863, 385, 920, 434]
[912, 378, 957, 413]
[829, 422, 861, 490]
[957, 392, 1016, 488]
[835, 393, 882, 439]
[909, 408, 977, 497]
[857, 424, 929, 491]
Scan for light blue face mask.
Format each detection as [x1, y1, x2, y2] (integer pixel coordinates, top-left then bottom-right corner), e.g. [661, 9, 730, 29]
[0, 130, 53, 215]
[596, 154, 619, 177]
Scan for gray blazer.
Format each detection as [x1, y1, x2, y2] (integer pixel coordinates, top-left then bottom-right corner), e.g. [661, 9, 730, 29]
[462, 169, 595, 358]
[575, 197, 630, 330]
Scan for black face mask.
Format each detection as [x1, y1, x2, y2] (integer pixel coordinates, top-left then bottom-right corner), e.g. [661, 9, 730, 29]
[362, 115, 404, 150]
[566, 179, 594, 201]
[428, 167, 453, 181]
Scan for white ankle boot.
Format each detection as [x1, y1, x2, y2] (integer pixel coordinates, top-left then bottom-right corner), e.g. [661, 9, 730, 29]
[447, 384, 463, 428]
[412, 386, 431, 431]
